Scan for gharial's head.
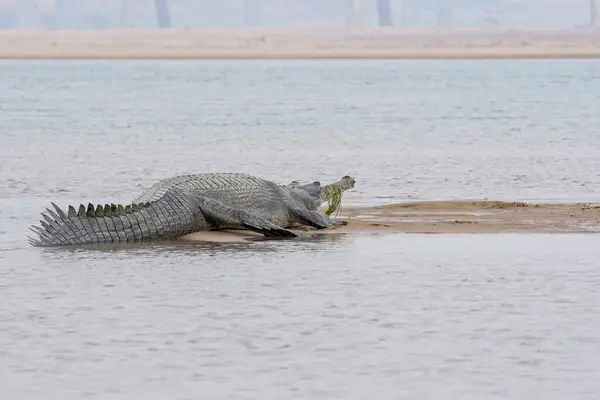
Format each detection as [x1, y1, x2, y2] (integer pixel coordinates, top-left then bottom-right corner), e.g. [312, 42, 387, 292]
[286, 180, 324, 211]
[286, 175, 356, 214]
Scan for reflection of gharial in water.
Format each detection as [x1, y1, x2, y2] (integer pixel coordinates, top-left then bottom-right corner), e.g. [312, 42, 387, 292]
[36, 231, 351, 262]
[28, 173, 356, 247]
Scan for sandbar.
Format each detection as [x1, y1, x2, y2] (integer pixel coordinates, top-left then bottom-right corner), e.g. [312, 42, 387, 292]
[181, 200, 600, 243]
[1, 28, 600, 59]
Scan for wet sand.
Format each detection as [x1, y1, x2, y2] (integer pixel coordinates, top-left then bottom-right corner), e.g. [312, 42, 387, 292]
[181, 200, 600, 243]
[1, 28, 600, 59]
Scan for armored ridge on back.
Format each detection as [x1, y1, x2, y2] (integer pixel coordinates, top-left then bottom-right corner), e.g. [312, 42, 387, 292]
[28, 173, 356, 247]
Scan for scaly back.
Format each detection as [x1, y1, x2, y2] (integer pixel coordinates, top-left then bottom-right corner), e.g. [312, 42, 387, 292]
[132, 172, 271, 204]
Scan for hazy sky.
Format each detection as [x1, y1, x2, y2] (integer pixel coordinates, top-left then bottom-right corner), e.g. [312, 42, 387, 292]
[0, 0, 595, 30]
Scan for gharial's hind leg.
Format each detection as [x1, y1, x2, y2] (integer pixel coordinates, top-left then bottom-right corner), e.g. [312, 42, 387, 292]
[197, 197, 297, 238]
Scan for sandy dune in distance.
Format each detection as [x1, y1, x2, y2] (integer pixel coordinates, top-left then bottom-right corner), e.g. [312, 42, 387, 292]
[1, 28, 600, 59]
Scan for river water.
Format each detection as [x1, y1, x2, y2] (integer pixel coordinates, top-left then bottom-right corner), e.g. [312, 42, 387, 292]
[1, 59, 599, 399]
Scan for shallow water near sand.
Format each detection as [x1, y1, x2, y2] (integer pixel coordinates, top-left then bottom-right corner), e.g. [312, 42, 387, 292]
[1, 59, 600, 399]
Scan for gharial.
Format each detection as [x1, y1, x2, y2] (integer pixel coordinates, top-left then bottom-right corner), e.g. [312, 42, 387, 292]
[28, 173, 356, 247]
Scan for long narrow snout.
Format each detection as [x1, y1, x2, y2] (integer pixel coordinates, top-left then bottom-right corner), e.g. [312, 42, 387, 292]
[328, 175, 356, 191]
[321, 175, 356, 215]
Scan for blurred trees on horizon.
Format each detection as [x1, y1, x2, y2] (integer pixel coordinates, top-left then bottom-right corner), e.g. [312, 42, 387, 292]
[0, 0, 596, 30]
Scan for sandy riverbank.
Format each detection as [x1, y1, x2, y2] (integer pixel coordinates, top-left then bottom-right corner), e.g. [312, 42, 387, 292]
[1, 28, 600, 59]
[181, 200, 600, 243]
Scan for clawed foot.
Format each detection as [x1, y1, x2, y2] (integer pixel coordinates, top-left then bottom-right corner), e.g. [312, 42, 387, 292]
[330, 220, 348, 227]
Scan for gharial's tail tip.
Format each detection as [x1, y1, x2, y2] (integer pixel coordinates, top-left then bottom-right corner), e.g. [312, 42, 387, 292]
[27, 234, 42, 247]
[28, 223, 48, 247]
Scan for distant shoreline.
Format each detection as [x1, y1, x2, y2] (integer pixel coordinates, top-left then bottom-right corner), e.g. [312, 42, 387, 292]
[1, 28, 600, 60]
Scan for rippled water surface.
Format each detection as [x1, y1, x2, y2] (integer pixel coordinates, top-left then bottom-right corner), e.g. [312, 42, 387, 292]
[1, 59, 600, 399]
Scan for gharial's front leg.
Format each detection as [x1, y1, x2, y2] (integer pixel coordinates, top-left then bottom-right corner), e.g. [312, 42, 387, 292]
[288, 207, 347, 229]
